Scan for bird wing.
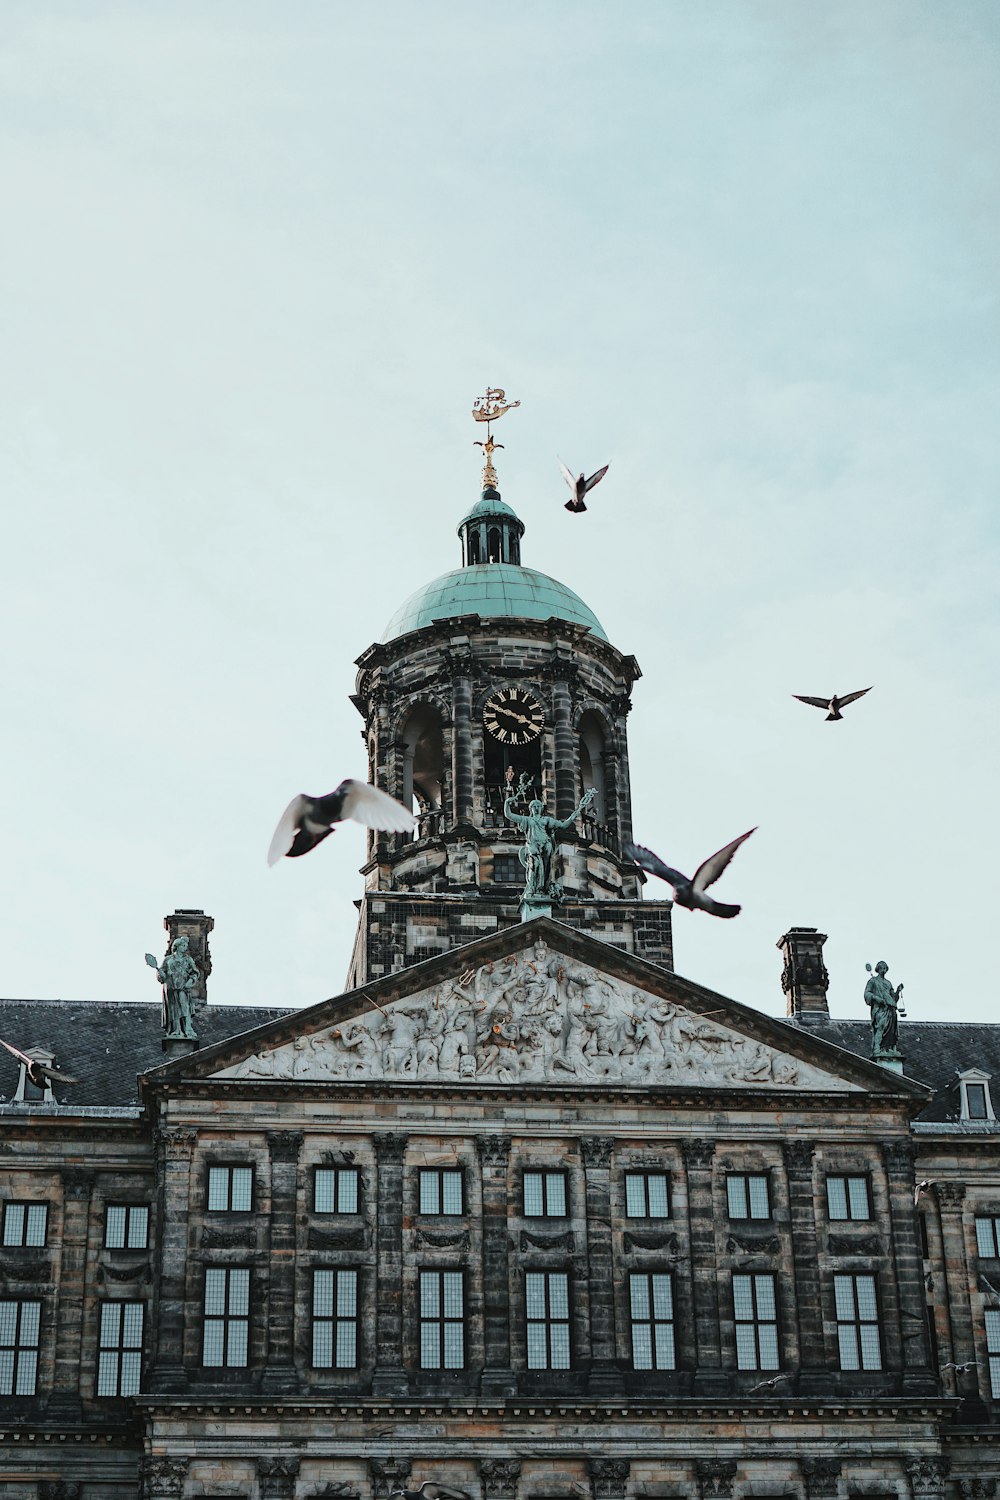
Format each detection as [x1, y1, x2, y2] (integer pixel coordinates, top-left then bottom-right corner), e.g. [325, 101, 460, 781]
[691, 828, 756, 893]
[838, 686, 873, 707]
[267, 794, 310, 867]
[623, 842, 688, 889]
[423, 1486, 472, 1500]
[692, 894, 742, 919]
[0, 1036, 32, 1068]
[582, 463, 609, 493]
[337, 779, 416, 833]
[558, 460, 578, 493]
[792, 695, 832, 710]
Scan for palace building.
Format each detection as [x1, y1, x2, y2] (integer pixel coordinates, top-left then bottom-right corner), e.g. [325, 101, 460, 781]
[2, 416, 999, 1500]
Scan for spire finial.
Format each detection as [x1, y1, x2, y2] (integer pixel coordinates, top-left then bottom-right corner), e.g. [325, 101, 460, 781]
[472, 386, 520, 491]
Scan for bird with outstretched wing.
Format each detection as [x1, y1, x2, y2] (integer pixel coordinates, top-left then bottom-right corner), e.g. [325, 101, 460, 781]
[559, 460, 610, 513]
[624, 829, 756, 918]
[792, 687, 872, 721]
[0, 1036, 78, 1088]
[268, 779, 415, 865]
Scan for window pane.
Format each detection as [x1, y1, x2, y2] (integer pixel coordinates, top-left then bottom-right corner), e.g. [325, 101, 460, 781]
[122, 1304, 144, 1347]
[419, 1172, 439, 1215]
[97, 1350, 118, 1397]
[837, 1325, 859, 1370]
[228, 1269, 250, 1315]
[25, 1206, 47, 1246]
[548, 1274, 569, 1319]
[625, 1175, 646, 1217]
[733, 1276, 753, 1320]
[2, 1205, 25, 1246]
[654, 1322, 676, 1369]
[748, 1177, 770, 1218]
[651, 1275, 673, 1320]
[203, 1321, 224, 1365]
[967, 1084, 988, 1119]
[442, 1273, 463, 1317]
[207, 1169, 228, 1211]
[105, 1205, 126, 1248]
[100, 1303, 121, 1345]
[990, 1356, 1000, 1399]
[549, 1324, 571, 1368]
[421, 1323, 440, 1368]
[755, 1276, 776, 1320]
[335, 1321, 356, 1368]
[127, 1206, 149, 1249]
[526, 1323, 547, 1368]
[337, 1170, 359, 1214]
[17, 1302, 39, 1345]
[337, 1271, 357, 1316]
[834, 1276, 854, 1320]
[629, 1276, 650, 1319]
[314, 1270, 334, 1317]
[313, 1322, 333, 1367]
[0, 1351, 13, 1393]
[15, 1350, 37, 1395]
[120, 1350, 141, 1396]
[315, 1169, 335, 1214]
[524, 1173, 543, 1216]
[0, 1303, 15, 1343]
[727, 1178, 747, 1218]
[736, 1325, 758, 1369]
[420, 1273, 440, 1317]
[632, 1324, 652, 1369]
[758, 1325, 780, 1369]
[647, 1175, 669, 1217]
[977, 1219, 996, 1257]
[231, 1168, 253, 1212]
[855, 1276, 877, 1320]
[205, 1269, 226, 1316]
[441, 1172, 463, 1215]
[227, 1319, 248, 1367]
[859, 1325, 882, 1369]
[848, 1178, 870, 1219]
[826, 1178, 847, 1220]
[525, 1273, 546, 1317]
[546, 1174, 567, 1216]
[986, 1309, 1000, 1352]
[443, 1323, 463, 1368]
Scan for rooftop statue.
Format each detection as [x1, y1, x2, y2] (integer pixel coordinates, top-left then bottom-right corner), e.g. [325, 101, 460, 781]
[864, 959, 905, 1060]
[146, 936, 200, 1042]
[504, 770, 596, 911]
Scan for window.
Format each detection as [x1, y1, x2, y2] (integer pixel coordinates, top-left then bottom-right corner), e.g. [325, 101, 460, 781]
[959, 1071, 996, 1122]
[727, 1173, 771, 1220]
[525, 1271, 570, 1369]
[523, 1171, 567, 1218]
[0, 1300, 40, 1395]
[967, 1085, 989, 1119]
[207, 1165, 253, 1213]
[492, 854, 521, 885]
[987, 1310, 1000, 1398]
[419, 1169, 464, 1216]
[202, 1267, 250, 1367]
[834, 1273, 882, 1370]
[733, 1273, 779, 1370]
[97, 1302, 143, 1397]
[419, 1270, 465, 1369]
[625, 1173, 670, 1219]
[313, 1167, 359, 1215]
[629, 1272, 675, 1370]
[1, 1202, 48, 1247]
[312, 1269, 358, 1369]
[977, 1218, 1000, 1258]
[104, 1204, 149, 1250]
[826, 1176, 871, 1221]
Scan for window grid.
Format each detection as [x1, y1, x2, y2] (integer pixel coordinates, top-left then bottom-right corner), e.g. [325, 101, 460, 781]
[0, 1300, 40, 1395]
[727, 1174, 771, 1220]
[625, 1173, 670, 1219]
[629, 1272, 675, 1370]
[418, 1169, 464, 1217]
[523, 1171, 568, 1218]
[313, 1167, 360, 1215]
[207, 1165, 254, 1213]
[733, 1273, 780, 1370]
[966, 1083, 989, 1120]
[1, 1202, 48, 1248]
[826, 1176, 871, 1222]
[419, 1269, 465, 1369]
[311, 1269, 358, 1369]
[525, 1270, 571, 1369]
[97, 1302, 144, 1397]
[976, 1218, 1000, 1259]
[104, 1204, 149, 1250]
[987, 1310, 1000, 1398]
[834, 1273, 882, 1371]
[202, 1267, 250, 1367]
[492, 854, 521, 884]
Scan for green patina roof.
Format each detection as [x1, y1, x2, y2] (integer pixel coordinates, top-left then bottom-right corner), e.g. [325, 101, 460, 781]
[381, 564, 608, 643]
[457, 490, 523, 532]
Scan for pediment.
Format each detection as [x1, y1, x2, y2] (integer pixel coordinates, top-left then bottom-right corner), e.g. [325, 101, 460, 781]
[197, 928, 876, 1094]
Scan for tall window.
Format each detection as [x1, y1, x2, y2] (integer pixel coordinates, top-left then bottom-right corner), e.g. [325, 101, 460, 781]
[419, 1169, 464, 1216]
[523, 1171, 567, 1218]
[727, 1174, 771, 1220]
[987, 1310, 1000, 1398]
[1, 1202, 48, 1247]
[419, 1270, 465, 1369]
[104, 1204, 149, 1250]
[97, 1302, 143, 1397]
[312, 1269, 358, 1369]
[976, 1217, 1000, 1258]
[733, 1273, 779, 1370]
[625, 1173, 670, 1218]
[826, 1176, 871, 1221]
[525, 1271, 570, 1369]
[834, 1273, 882, 1370]
[207, 1165, 253, 1213]
[0, 1300, 40, 1395]
[314, 1167, 359, 1215]
[629, 1272, 675, 1370]
[202, 1267, 250, 1367]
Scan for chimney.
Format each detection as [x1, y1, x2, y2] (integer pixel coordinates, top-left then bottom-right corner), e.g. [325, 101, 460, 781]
[164, 909, 214, 1012]
[778, 927, 830, 1022]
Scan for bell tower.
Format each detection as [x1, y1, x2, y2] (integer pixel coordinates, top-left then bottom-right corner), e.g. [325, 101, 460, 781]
[346, 394, 672, 985]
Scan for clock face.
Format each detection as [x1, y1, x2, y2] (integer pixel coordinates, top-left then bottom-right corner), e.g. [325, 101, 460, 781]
[483, 687, 545, 746]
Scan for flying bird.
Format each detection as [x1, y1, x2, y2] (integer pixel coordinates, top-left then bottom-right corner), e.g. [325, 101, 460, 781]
[268, 779, 415, 865]
[914, 1180, 935, 1207]
[559, 460, 609, 512]
[792, 688, 872, 721]
[940, 1361, 977, 1373]
[390, 1486, 471, 1500]
[980, 1274, 1000, 1303]
[0, 1037, 78, 1088]
[749, 1372, 792, 1393]
[623, 829, 756, 919]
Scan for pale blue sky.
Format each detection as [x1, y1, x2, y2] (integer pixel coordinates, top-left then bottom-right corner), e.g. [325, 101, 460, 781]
[1, 3, 997, 1037]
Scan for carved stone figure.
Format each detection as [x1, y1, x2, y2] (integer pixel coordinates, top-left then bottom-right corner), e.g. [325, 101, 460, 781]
[504, 775, 596, 903]
[145, 936, 199, 1041]
[864, 959, 905, 1059]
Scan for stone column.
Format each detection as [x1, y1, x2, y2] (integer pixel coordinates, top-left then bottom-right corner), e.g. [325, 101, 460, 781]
[451, 672, 474, 826]
[372, 1132, 408, 1395]
[163, 908, 214, 1011]
[777, 929, 830, 1021]
[782, 1140, 826, 1391]
[883, 1140, 935, 1392]
[149, 1126, 197, 1391]
[370, 1459, 412, 1499]
[477, 1134, 514, 1397]
[262, 1130, 303, 1393]
[601, 748, 620, 847]
[696, 1460, 737, 1500]
[140, 1457, 188, 1499]
[581, 1137, 618, 1393]
[608, 695, 634, 851]
[683, 1140, 724, 1393]
[48, 1167, 94, 1419]
[480, 1460, 522, 1499]
[906, 1458, 950, 1500]
[551, 671, 576, 820]
[936, 1182, 978, 1381]
[258, 1457, 301, 1499]
[801, 1458, 841, 1500]
[588, 1459, 631, 1500]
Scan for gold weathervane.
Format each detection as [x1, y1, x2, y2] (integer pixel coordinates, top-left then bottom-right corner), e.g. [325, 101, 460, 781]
[472, 386, 520, 490]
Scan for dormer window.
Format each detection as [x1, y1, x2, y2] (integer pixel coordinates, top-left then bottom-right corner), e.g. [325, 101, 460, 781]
[14, 1051, 55, 1105]
[959, 1070, 996, 1122]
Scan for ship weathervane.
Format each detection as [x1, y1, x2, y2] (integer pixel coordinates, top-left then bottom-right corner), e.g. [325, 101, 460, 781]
[472, 386, 520, 490]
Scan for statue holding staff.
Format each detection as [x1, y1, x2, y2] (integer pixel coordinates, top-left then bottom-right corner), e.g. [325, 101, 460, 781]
[864, 959, 905, 1059]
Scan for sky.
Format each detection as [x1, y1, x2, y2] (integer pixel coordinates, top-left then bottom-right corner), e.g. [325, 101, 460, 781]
[1, 2, 998, 1038]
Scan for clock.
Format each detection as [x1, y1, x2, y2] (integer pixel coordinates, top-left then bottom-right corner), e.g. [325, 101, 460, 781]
[483, 687, 545, 746]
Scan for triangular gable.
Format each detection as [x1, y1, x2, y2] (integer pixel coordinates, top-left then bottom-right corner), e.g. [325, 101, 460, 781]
[145, 919, 927, 1099]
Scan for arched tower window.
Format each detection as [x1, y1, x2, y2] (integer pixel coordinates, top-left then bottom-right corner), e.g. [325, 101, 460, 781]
[578, 711, 608, 825]
[399, 704, 444, 840]
[487, 526, 502, 563]
[468, 530, 481, 565]
[456, 490, 525, 572]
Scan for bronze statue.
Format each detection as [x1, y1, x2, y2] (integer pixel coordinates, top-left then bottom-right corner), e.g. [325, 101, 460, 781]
[504, 772, 596, 904]
[864, 959, 905, 1059]
[146, 937, 200, 1041]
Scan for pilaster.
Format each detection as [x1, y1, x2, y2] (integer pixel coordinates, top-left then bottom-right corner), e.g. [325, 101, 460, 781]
[882, 1138, 935, 1391]
[262, 1130, 303, 1393]
[372, 1132, 408, 1395]
[782, 1139, 825, 1390]
[683, 1140, 724, 1393]
[48, 1166, 94, 1419]
[580, 1136, 617, 1393]
[801, 1458, 841, 1500]
[149, 1125, 198, 1391]
[476, 1134, 514, 1396]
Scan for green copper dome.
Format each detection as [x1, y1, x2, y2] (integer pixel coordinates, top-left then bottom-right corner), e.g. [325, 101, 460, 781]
[382, 564, 607, 642]
[457, 491, 524, 532]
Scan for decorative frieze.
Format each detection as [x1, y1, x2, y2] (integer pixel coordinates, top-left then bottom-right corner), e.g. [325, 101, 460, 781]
[201, 1223, 257, 1249]
[588, 1458, 631, 1499]
[309, 1224, 369, 1251]
[415, 1226, 470, 1250]
[827, 1233, 884, 1257]
[480, 1459, 522, 1498]
[477, 1135, 511, 1167]
[683, 1141, 716, 1170]
[801, 1458, 842, 1497]
[267, 1129, 304, 1162]
[906, 1458, 950, 1498]
[519, 1228, 575, 1252]
[622, 1230, 680, 1255]
[60, 1167, 94, 1200]
[696, 1459, 737, 1499]
[141, 1456, 188, 1499]
[370, 1458, 413, 1499]
[258, 1456, 301, 1499]
[936, 1181, 967, 1208]
[726, 1232, 780, 1255]
[581, 1136, 614, 1169]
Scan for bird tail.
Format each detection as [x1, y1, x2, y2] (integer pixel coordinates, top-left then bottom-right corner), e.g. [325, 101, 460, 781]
[564, 499, 587, 513]
[286, 826, 335, 859]
[825, 711, 842, 721]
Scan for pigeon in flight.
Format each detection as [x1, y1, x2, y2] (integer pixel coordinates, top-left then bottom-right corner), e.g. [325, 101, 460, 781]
[914, 1179, 935, 1207]
[390, 1486, 471, 1500]
[792, 687, 872, 721]
[268, 779, 415, 865]
[559, 460, 610, 513]
[623, 829, 756, 918]
[0, 1037, 78, 1088]
[749, 1372, 792, 1393]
